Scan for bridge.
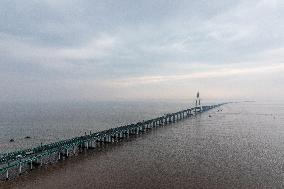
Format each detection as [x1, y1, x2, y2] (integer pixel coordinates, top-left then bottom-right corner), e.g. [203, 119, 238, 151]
[0, 101, 226, 180]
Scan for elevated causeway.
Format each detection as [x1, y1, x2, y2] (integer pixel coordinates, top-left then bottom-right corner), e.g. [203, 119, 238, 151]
[0, 103, 225, 180]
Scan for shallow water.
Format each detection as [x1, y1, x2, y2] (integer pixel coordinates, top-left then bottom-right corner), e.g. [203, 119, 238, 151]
[1, 101, 284, 188]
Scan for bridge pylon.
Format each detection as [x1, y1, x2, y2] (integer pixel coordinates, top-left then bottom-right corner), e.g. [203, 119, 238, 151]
[195, 91, 202, 113]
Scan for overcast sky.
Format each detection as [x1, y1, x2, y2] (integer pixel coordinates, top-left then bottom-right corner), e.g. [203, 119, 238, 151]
[0, 0, 284, 102]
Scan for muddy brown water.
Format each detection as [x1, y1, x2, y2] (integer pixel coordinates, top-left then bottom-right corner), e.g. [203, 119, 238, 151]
[1, 102, 284, 188]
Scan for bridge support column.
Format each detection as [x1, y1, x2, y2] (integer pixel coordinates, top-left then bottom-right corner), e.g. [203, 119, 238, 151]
[73, 146, 76, 154]
[19, 162, 22, 174]
[30, 160, 33, 170]
[6, 169, 9, 180]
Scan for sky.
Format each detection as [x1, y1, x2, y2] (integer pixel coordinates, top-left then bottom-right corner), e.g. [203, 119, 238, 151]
[0, 0, 284, 102]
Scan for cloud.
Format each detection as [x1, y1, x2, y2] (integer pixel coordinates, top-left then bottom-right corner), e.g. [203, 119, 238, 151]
[0, 32, 117, 62]
[0, 0, 283, 102]
[108, 63, 284, 87]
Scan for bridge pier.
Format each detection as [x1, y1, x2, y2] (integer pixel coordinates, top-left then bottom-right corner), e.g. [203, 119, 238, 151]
[6, 169, 9, 180]
[30, 160, 33, 170]
[111, 134, 115, 142]
[19, 162, 22, 174]
[73, 145, 76, 154]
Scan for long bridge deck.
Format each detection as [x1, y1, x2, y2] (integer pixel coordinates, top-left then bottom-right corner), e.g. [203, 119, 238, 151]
[0, 104, 225, 180]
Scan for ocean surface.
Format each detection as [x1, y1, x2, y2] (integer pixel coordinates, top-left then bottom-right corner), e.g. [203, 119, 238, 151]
[1, 101, 284, 188]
